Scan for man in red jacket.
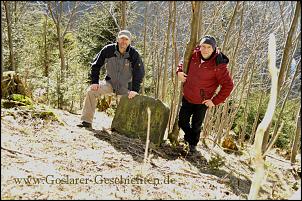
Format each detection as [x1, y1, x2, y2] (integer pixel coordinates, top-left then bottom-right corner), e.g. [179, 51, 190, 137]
[176, 35, 234, 153]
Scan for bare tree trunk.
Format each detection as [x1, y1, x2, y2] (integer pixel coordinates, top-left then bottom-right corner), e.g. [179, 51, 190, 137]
[290, 105, 301, 164]
[141, 1, 148, 95]
[168, 1, 201, 144]
[277, 2, 300, 93]
[249, 90, 265, 144]
[150, 51, 156, 95]
[57, 24, 65, 109]
[154, 53, 160, 98]
[201, 107, 214, 146]
[214, 101, 230, 145]
[167, 1, 178, 134]
[47, 1, 78, 109]
[248, 33, 278, 200]
[278, 1, 287, 38]
[48, 2, 64, 108]
[221, 1, 240, 53]
[156, 38, 165, 100]
[43, 14, 49, 77]
[225, 52, 256, 142]
[263, 60, 301, 156]
[238, 58, 257, 146]
[212, 3, 245, 145]
[212, 105, 224, 146]
[229, 2, 244, 77]
[161, 2, 172, 102]
[4, 1, 15, 71]
[284, 32, 300, 84]
[120, 1, 127, 30]
[224, 21, 265, 138]
[154, 3, 164, 99]
[149, 22, 157, 96]
[171, 0, 179, 120]
[197, 1, 203, 40]
[1, 6, 3, 85]
[43, 13, 50, 105]
[158, 32, 167, 99]
[203, 2, 227, 36]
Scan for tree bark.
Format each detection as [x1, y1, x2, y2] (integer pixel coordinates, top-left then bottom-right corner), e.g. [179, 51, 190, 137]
[167, 1, 178, 134]
[197, 1, 203, 40]
[120, 1, 127, 30]
[229, 2, 244, 75]
[225, 52, 256, 142]
[156, 38, 165, 99]
[168, 1, 201, 144]
[4, 1, 15, 71]
[43, 13, 50, 105]
[141, 1, 148, 95]
[43, 14, 49, 77]
[290, 105, 301, 164]
[249, 90, 265, 144]
[277, 2, 300, 93]
[221, 1, 240, 53]
[284, 32, 300, 84]
[57, 24, 65, 109]
[212, 105, 224, 146]
[238, 57, 257, 146]
[161, 2, 172, 102]
[263, 60, 301, 156]
[1, 3, 3, 84]
[47, 1, 78, 109]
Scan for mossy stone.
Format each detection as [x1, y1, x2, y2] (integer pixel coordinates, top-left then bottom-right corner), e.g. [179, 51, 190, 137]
[111, 95, 170, 146]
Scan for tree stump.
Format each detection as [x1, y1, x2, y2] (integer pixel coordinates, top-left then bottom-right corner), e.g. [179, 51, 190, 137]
[111, 95, 170, 146]
[1, 71, 30, 98]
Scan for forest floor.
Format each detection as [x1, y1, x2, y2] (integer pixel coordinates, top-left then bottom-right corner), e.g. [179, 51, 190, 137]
[1, 103, 301, 200]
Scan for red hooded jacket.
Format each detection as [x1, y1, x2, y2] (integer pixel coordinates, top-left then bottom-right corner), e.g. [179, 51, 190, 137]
[177, 46, 234, 105]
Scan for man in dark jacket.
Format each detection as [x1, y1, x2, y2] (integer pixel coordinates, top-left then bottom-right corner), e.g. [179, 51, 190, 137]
[77, 30, 145, 128]
[176, 35, 234, 153]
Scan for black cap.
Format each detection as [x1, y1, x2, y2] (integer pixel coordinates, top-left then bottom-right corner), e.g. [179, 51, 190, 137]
[200, 35, 217, 50]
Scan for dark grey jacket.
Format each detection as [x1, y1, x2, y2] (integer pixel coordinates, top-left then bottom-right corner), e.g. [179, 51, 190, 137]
[90, 43, 145, 95]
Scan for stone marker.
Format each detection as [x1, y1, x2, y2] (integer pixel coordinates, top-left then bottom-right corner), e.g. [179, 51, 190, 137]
[111, 95, 170, 145]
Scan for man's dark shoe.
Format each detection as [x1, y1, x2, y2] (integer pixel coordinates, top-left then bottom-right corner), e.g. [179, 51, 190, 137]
[77, 121, 92, 128]
[189, 145, 197, 154]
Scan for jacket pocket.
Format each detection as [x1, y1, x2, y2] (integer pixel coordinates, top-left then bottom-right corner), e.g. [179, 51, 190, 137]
[203, 88, 215, 100]
[200, 89, 206, 101]
[123, 59, 132, 81]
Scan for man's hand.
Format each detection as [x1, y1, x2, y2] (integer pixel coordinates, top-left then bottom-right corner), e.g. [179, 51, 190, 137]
[91, 84, 99, 91]
[202, 99, 215, 108]
[177, 72, 187, 82]
[128, 91, 138, 99]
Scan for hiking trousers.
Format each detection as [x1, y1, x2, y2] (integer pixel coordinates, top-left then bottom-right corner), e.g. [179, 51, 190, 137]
[178, 97, 208, 146]
[81, 81, 120, 123]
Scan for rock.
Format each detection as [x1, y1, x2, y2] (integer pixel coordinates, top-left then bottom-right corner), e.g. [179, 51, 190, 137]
[111, 95, 170, 145]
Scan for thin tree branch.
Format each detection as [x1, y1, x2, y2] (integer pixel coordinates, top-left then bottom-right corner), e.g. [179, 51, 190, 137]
[63, 1, 79, 37]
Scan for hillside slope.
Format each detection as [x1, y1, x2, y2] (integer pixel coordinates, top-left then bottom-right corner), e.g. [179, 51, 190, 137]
[1, 104, 300, 199]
